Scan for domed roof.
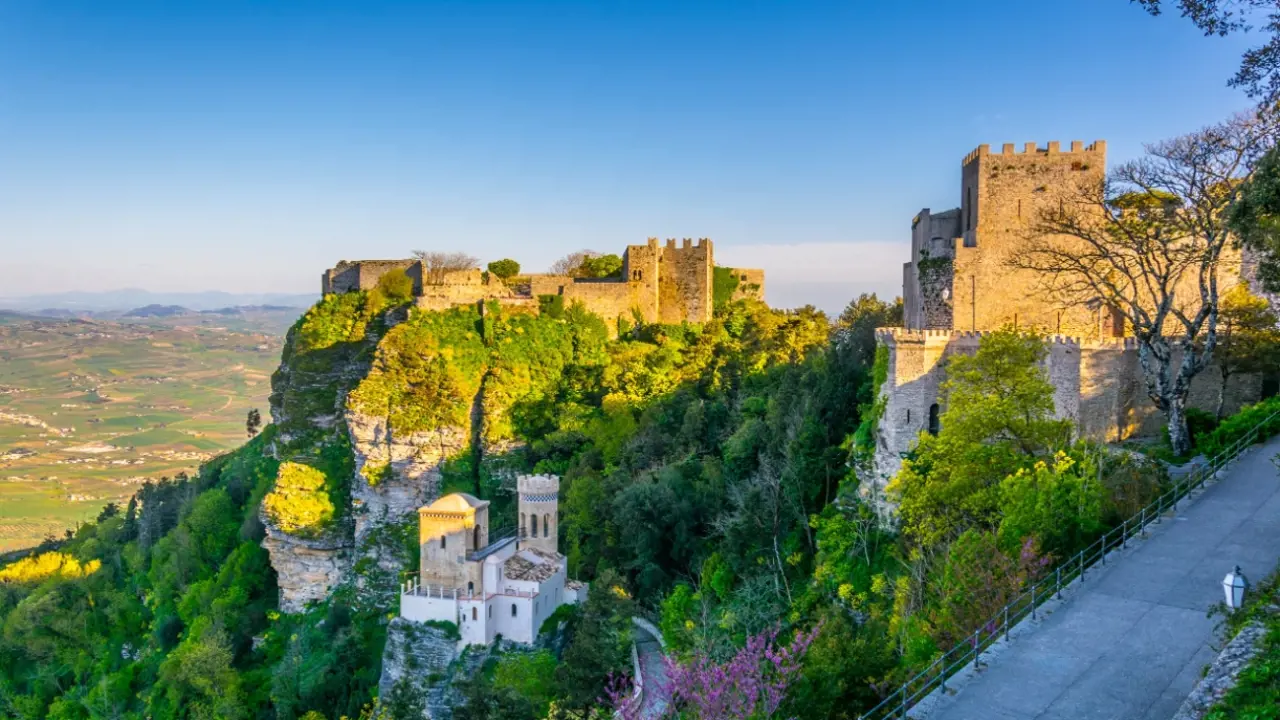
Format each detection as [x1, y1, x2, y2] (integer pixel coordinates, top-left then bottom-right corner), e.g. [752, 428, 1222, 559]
[422, 493, 488, 513]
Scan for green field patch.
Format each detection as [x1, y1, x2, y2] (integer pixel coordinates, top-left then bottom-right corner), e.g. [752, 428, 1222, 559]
[108, 428, 225, 450]
[97, 413, 187, 429]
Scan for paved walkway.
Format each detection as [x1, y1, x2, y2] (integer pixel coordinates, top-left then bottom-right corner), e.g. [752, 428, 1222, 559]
[918, 435, 1280, 720]
[633, 622, 670, 720]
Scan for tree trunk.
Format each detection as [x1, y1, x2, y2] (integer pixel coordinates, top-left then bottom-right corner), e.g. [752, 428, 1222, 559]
[1218, 366, 1229, 420]
[1168, 399, 1192, 457]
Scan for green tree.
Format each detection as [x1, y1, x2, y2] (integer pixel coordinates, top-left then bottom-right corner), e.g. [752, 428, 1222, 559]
[375, 268, 415, 305]
[579, 253, 623, 279]
[997, 450, 1105, 558]
[889, 328, 1071, 547]
[246, 408, 262, 438]
[1215, 283, 1280, 418]
[487, 258, 521, 279]
[554, 570, 635, 715]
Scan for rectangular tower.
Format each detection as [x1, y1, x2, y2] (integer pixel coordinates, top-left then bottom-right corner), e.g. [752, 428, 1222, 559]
[949, 141, 1111, 337]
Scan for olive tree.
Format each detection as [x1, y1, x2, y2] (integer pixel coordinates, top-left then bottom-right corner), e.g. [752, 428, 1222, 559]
[1009, 110, 1279, 454]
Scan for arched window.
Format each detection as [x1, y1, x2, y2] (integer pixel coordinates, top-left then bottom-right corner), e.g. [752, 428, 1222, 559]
[543, 514, 550, 535]
[440, 536, 446, 549]
[487, 605, 492, 618]
[531, 514, 538, 538]
[467, 581, 474, 595]
[520, 513, 526, 535]
[473, 525, 481, 550]
[928, 403, 941, 436]
[472, 607, 477, 621]
[511, 604, 518, 617]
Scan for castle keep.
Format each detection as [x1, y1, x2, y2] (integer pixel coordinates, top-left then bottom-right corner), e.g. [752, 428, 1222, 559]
[322, 238, 765, 329]
[874, 140, 1260, 506]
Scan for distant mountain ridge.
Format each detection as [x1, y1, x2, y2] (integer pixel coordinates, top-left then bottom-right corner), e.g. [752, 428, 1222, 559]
[0, 289, 317, 313]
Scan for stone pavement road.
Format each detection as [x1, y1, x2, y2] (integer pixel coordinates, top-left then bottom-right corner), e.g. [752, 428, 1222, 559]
[918, 435, 1280, 720]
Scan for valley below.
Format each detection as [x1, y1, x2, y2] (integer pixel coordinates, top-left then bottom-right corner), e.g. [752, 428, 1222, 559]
[0, 309, 296, 552]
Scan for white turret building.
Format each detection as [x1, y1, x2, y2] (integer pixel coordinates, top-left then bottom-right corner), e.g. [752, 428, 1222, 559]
[399, 475, 587, 646]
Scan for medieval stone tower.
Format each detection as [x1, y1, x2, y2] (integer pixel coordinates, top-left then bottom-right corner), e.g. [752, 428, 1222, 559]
[903, 141, 1113, 338]
[517, 474, 559, 555]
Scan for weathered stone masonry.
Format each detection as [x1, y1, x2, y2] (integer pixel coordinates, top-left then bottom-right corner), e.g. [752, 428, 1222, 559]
[868, 328, 1261, 504]
[321, 239, 765, 330]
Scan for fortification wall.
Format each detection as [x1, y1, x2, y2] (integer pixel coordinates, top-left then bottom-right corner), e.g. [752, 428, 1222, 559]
[727, 268, 766, 302]
[871, 328, 1264, 515]
[323, 237, 733, 328]
[324, 259, 423, 295]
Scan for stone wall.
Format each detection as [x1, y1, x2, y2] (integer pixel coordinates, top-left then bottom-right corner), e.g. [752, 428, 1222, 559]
[869, 328, 1263, 511]
[323, 239, 758, 330]
[726, 267, 766, 302]
[323, 259, 422, 295]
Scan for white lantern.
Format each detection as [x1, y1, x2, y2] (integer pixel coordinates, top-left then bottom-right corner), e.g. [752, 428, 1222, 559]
[1223, 566, 1248, 610]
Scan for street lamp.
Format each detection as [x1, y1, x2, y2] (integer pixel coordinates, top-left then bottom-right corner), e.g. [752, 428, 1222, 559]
[1223, 566, 1248, 610]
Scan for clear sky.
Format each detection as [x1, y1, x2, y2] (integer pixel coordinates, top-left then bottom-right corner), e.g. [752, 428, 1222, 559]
[0, 0, 1259, 312]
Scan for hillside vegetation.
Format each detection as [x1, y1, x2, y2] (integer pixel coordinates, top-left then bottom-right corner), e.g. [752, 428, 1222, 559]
[0, 293, 1183, 719]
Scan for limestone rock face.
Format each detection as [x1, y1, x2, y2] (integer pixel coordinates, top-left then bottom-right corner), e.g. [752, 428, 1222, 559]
[347, 410, 469, 549]
[261, 522, 352, 613]
[378, 618, 459, 719]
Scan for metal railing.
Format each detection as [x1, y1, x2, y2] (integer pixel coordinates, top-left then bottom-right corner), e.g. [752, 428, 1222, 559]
[859, 410, 1280, 720]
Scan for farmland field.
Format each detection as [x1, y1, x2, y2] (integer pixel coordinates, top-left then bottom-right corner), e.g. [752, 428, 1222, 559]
[0, 309, 297, 552]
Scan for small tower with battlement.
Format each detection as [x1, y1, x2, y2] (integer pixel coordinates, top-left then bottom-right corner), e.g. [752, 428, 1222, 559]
[517, 475, 559, 555]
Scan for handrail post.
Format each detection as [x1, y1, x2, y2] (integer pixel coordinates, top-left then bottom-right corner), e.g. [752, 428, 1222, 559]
[1121, 518, 1127, 549]
[1056, 566, 1062, 599]
[1031, 583, 1037, 620]
[1003, 605, 1009, 642]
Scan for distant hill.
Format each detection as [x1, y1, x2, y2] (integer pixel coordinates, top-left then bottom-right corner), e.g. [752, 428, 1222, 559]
[124, 304, 193, 318]
[0, 289, 317, 313]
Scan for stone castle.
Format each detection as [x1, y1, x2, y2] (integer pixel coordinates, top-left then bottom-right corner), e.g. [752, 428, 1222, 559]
[873, 140, 1261, 504]
[322, 238, 765, 329]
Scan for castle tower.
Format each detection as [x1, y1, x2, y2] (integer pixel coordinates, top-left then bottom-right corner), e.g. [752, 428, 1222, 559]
[948, 141, 1111, 338]
[658, 238, 714, 324]
[517, 475, 559, 555]
[418, 493, 490, 589]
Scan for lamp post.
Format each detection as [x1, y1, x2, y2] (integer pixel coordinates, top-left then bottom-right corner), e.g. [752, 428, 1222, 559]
[1223, 566, 1248, 610]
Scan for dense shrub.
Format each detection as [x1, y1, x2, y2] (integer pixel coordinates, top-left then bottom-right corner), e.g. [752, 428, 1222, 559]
[262, 462, 336, 535]
[1198, 395, 1280, 459]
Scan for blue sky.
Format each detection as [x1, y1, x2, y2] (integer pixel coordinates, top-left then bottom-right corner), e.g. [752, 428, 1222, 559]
[0, 0, 1258, 312]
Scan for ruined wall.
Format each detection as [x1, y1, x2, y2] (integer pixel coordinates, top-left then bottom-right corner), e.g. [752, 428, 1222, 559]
[727, 268, 766, 302]
[950, 141, 1109, 337]
[903, 209, 962, 330]
[323, 260, 422, 295]
[323, 237, 735, 328]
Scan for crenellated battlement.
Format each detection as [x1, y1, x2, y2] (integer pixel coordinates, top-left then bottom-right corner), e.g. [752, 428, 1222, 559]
[875, 327, 1141, 351]
[962, 140, 1107, 166]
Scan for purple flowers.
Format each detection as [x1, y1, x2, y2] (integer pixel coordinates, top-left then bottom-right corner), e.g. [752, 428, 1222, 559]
[663, 622, 822, 719]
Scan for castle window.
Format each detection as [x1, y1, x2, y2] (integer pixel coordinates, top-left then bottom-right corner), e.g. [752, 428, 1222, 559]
[520, 513, 526, 536]
[468, 581, 474, 595]
[474, 526, 481, 549]
[488, 605, 492, 618]
[928, 404, 941, 436]
[544, 514, 550, 536]
[512, 604, 518, 617]
[440, 536, 446, 549]
[966, 187, 974, 231]
[531, 514, 538, 538]
[472, 607, 477, 621]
